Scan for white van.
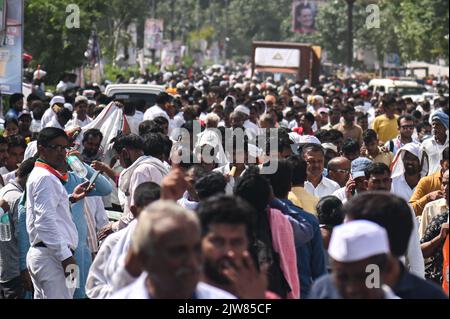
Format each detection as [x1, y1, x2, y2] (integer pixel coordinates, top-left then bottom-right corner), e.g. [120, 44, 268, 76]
[105, 84, 165, 109]
[368, 79, 427, 97]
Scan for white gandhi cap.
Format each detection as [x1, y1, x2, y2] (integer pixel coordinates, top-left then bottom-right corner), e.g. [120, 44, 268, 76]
[328, 220, 390, 263]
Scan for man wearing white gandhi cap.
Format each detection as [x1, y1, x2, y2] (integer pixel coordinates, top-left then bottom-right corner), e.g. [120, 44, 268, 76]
[313, 220, 400, 299]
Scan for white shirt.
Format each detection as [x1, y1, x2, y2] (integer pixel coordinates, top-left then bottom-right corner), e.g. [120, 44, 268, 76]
[0, 166, 10, 176]
[134, 111, 144, 123]
[30, 119, 41, 133]
[385, 136, 419, 157]
[332, 187, 348, 204]
[305, 176, 340, 198]
[391, 175, 416, 203]
[243, 120, 260, 141]
[65, 114, 92, 129]
[143, 105, 169, 122]
[26, 166, 78, 261]
[85, 196, 109, 231]
[40, 107, 57, 129]
[24, 140, 38, 161]
[115, 156, 168, 231]
[85, 220, 137, 299]
[45, 118, 64, 129]
[110, 275, 236, 299]
[213, 164, 246, 195]
[2, 170, 16, 185]
[177, 191, 199, 211]
[124, 115, 140, 135]
[404, 207, 425, 278]
[421, 136, 449, 176]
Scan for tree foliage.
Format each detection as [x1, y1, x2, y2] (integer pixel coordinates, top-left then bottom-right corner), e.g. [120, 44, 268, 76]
[24, 0, 449, 83]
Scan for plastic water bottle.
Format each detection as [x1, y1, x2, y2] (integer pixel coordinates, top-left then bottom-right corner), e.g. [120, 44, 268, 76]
[67, 155, 88, 179]
[0, 208, 11, 242]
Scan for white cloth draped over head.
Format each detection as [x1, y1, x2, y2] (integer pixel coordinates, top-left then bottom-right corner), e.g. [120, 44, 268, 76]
[80, 102, 130, 164]
[391, 143, 422, 179]
[118, 156, 170, 199]
[195, 129, 229, 167]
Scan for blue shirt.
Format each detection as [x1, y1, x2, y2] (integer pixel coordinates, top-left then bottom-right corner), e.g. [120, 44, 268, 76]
[279, 198, 327, 298]
[18, 163, 112, 299]
[5, 108, 19, 121]
[308, 262, 448, 299]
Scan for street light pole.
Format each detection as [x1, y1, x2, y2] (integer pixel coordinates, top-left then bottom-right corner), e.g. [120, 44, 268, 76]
[224, 0, 229, 62]
[346, 0, 355, 69]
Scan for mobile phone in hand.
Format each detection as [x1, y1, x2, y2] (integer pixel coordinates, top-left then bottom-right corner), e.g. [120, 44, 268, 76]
[87, 171, 101, 190]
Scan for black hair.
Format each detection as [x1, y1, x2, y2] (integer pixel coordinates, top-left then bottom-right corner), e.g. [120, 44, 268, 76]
[156, 92, 172, 105]
[161, 134, 173, 160]
[443, 147, 449, 162]
[342, 138, 360, 154]
[301, 143, 325, 157]
[194, 172, 227, 201]
[287, 155, 308, 186]
[197, 195, 256, 240]
[113, 134, 144, 153]
[186, 164, 207, 182]
[9, 93, 24, 106]
[302, 112, 315, 124]
[139, 120, 164, 135]
[37, 127, 68, 147]
[416, 121, 431, 132]
[32, 105, 46, 120]
[133, 182, 161, 207]
[397, 114, 415, 126]
[26, 93, 41, 103]
[357, 113, 368, 121]
[363, 129, 378, 144]
[265, 160, 293, 198]
[234, 166, 271, 212]
[7, 135, 27, 150]
[17, 157, 37, 179]
[315, 129, 330, 143]
[143, 133, 165, 159]
[327, 129, 344, 142]
[341, 105, 355, 114]
[382, 94, 396, 108]
[4, 118, 19, 129]
[153, 116, 169, 128]
[317, 196, 344, 227]
[364, 162, 391, 179]
[82, 128, 103, 144]
[343, 191, 413, 257]
[57, 107, 73, 122]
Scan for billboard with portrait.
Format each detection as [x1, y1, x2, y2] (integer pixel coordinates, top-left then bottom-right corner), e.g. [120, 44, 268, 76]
[292, 0, 325, 34]
[0, 0, 23, 94]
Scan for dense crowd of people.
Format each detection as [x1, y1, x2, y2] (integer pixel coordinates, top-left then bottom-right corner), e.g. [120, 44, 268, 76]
[0, 65, 448, 299]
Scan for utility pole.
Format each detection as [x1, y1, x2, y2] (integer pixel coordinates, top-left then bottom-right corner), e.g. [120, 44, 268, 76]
[224, 0, 229, 62]
[346, 0, 355, 69]
[171, 0, 175, 42]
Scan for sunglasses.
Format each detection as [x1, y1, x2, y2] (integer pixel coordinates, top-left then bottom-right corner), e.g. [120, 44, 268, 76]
[45, 144, 71, 152]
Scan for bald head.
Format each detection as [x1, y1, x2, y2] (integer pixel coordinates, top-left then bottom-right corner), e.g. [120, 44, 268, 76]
[132, 200, 200, 258]
[328, 157, 351, 187]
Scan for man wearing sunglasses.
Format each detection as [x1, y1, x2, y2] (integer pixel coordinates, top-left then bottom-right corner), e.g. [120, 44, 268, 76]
[385, 115, 419, 157]
[26, 128, 93, 299]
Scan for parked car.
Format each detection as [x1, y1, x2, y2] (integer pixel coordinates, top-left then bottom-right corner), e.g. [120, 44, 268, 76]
[105, 84, 165, 108]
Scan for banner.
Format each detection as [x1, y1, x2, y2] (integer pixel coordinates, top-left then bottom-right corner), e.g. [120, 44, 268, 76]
[255, 48, 301, 68]
[292, 0, 325, 34]
[0, 0, 23, 94]
[144, 18, 164, 56]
